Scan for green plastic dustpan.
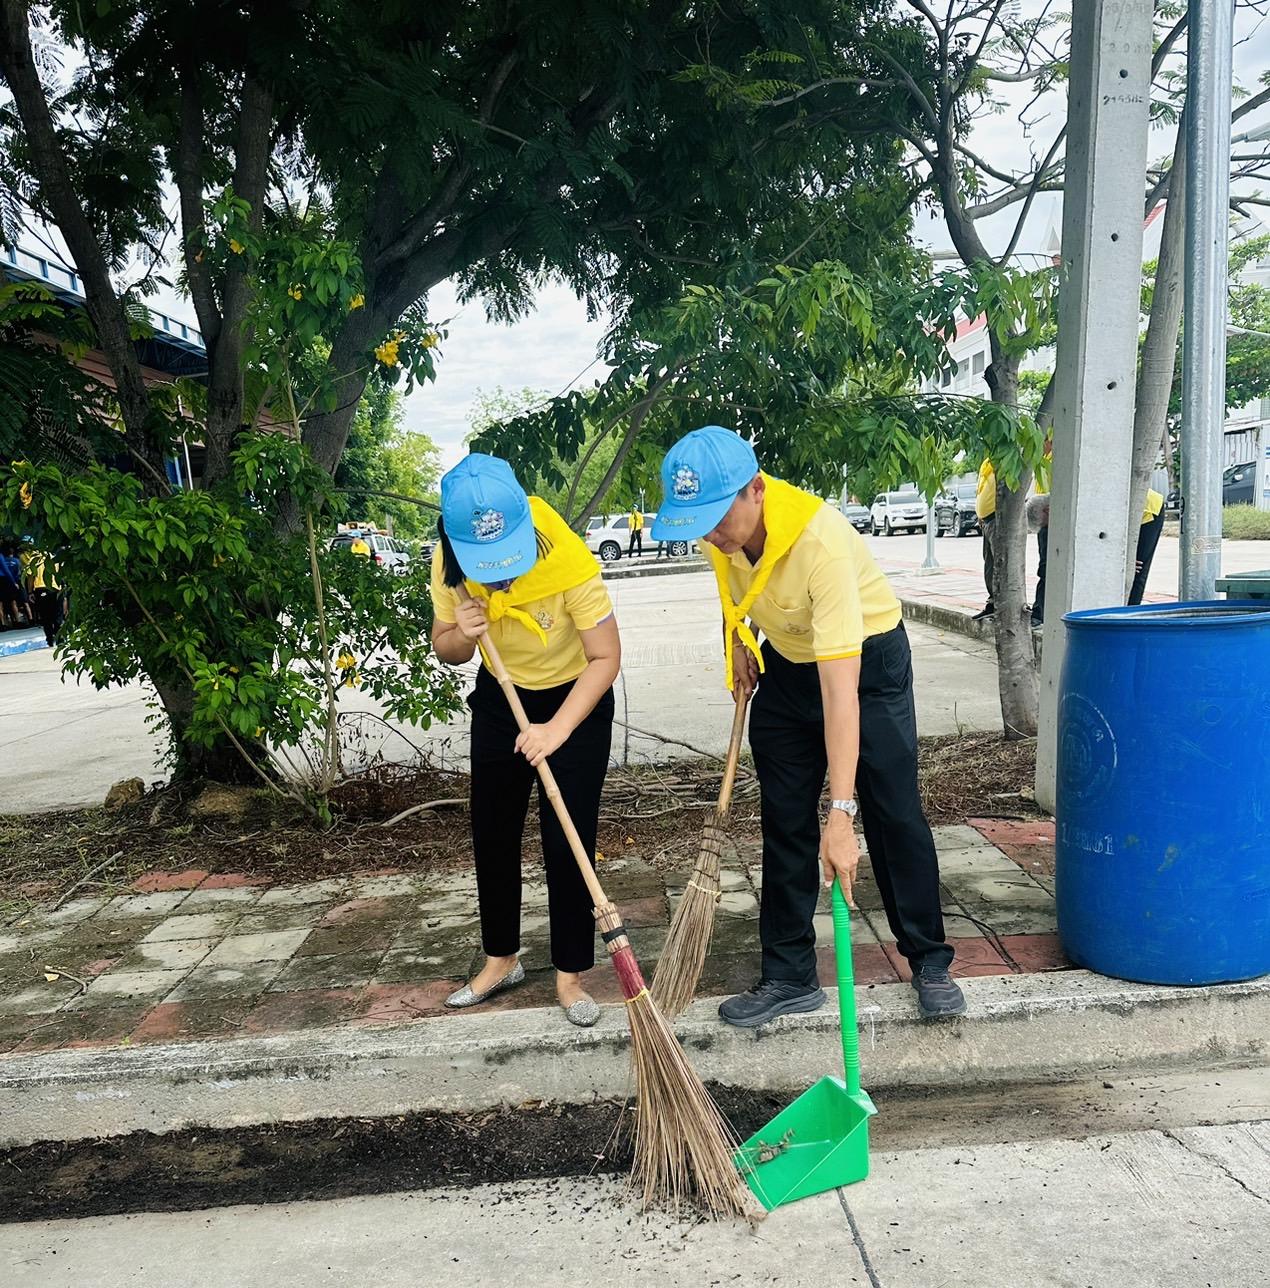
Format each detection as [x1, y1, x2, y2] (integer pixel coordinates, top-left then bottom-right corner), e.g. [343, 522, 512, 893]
[735, 879, 876, 1209]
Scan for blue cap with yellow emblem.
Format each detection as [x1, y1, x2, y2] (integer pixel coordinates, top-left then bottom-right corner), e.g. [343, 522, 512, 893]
[650, 426, 759, 542]
[440, 453, 538, 584]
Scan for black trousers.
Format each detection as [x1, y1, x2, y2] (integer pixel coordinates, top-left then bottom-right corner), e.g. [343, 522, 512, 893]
[628, 529, 643, 556]
[981, 514, 996, 609]
[749, 627, 952, 986]
[1129, 511, 1165, 606]
[467, 668, 613, 973]
[1032, 525, 1048, 625]
[32, 588, 63, 645]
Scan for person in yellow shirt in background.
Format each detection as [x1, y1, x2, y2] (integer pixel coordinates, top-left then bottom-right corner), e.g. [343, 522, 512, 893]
[651, 427, 962, 1026]
[348, 534, 371, 558]
[1028, 470, 1164, 621]
[20, 541, 64, 646]
[973, 458, 996, 620]
[1129, 488, 1166, 605]
[627, 506, 645, 558]
[431, 453, 621, 1028]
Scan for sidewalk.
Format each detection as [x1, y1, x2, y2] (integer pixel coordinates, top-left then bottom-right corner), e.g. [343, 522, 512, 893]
[0, 820, 1064, 1060]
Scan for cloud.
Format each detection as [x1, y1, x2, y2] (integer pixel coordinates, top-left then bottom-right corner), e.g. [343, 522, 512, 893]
[398, 280, 611, 468]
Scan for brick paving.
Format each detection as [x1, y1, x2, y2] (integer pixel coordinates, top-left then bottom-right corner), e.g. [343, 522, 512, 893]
[0, 822, 1066, 1058]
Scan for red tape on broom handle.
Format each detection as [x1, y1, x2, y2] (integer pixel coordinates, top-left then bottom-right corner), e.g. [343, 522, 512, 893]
[456, 585, 608, 910]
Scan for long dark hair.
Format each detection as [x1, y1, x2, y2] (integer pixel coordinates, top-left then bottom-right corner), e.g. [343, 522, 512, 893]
[436, 517, 551, 588]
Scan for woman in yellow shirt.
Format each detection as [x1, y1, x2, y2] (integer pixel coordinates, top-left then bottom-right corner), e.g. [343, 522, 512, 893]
[431, 454, 621, 1027]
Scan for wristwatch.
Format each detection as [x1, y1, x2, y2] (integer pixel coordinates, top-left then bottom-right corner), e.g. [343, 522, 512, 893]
[829, 798, 859, 819]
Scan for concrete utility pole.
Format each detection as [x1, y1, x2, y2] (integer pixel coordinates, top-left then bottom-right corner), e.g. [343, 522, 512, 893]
[1036, 0, 1153, 812]
[1179, 0, 1235, 597]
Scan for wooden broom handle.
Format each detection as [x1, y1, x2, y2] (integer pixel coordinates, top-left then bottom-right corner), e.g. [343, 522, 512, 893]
[457, 586, 609, 910]
[716, 688, 749, 817]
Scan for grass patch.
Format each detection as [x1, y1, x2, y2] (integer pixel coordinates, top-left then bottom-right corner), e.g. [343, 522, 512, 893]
[1223, 504, 1270, 541]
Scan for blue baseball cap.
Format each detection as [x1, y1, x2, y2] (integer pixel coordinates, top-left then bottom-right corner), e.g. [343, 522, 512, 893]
[440, 454, 537, 584]
[650, 426, 759, 542]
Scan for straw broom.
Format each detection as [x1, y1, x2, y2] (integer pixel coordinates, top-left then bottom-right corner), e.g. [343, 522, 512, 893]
[457, 587, 754, 1218]
[651, 688, 749, 1018]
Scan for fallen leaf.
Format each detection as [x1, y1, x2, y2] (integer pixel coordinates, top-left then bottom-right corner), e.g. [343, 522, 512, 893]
[44, 972, 60, 982]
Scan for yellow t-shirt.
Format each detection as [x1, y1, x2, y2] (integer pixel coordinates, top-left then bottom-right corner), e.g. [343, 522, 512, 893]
[1142, 489, 1164, 524]
[723, 505, 901, 663]
[976, 460, 997, 519]
[20, 549, 57, 590]
[630, 510, 644, 531]
[431, 558, 614, 690]
[349, 537, 370, 557]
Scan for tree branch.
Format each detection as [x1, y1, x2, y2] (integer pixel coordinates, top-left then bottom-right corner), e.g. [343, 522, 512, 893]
[0, 0, 157, 461]
[997, 126, 1066, 266]
[174, 71, 222, 348]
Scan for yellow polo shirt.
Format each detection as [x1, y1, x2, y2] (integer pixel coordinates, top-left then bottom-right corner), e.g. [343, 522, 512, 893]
[431, 557, 614, 690]
[1142, 489, 1164, 524]
[976, 460, 996, 519]
[630, 511, 644, 531]
[724, 506, 901, 663]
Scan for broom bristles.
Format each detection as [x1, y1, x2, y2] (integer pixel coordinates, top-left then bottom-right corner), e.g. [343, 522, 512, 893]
[651, 815, 728, 1018]
[626, 989, 756, 1218]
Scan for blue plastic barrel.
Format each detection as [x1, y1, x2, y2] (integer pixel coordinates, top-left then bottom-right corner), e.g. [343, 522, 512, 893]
[1056, 601, 1270, 985]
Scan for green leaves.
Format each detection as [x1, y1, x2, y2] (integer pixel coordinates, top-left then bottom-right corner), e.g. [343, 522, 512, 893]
[0, 434, 461, 774]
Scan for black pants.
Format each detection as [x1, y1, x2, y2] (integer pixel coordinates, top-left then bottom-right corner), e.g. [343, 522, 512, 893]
[981, 514, 996, 610]
[468, 668, 613, 973]
[1032, 525, 1048, 625]
[748, 627, 952, 987]
[628, 529, 643, 556]
[1129, 511, 1165, 606]
[32, 588, 63, 645]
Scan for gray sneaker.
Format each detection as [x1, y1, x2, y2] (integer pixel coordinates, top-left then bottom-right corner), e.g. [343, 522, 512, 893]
[718, 979, 827, 1028]
[911, 963, 967, 1018]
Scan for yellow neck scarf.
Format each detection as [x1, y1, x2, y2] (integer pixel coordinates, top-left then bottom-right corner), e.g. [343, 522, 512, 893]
[701, 473, 824, 689]
[463, 496, 600, 646]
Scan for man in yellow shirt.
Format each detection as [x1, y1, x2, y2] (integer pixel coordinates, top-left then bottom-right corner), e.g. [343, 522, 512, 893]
[1129, 488, 1166, 605]
[627, 507, 645, 558]
[652, 427, 962, 1025]
[973, 458, 996, 620]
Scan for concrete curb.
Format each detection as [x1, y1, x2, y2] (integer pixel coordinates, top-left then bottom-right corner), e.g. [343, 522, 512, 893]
[600, 557, 706, 581]
[899, 596, 1045, 661]
[4, 971, 1268, 1147]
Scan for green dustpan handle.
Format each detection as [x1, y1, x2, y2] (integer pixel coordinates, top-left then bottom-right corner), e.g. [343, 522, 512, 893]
[832, 878, 862, 1096]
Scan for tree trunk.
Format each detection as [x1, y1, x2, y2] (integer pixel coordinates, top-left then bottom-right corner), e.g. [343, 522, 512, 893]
[1130, 119, 1187, 589]
[150, 675, 269, 786]
[986, 350, 1039, 739]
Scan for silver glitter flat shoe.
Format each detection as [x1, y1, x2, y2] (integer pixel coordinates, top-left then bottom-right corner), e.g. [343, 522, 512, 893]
[562, 994, 600, 1028]
[444, 960, 525, 1009]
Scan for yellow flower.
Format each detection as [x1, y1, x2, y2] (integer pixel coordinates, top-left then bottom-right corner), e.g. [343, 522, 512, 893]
[228, 666, 239, 675]
[212, 553, 226, 567]
[349, 294, 365, 310]
[19, 481, 33, 509]
[374, 338, 400, 367]
[421, 332, 439, 350]
[336, 651, 356, 670]
[288, 285, 303, 301]
[343, 669, 362, 689]
[229, 239, 244, 254]
[254, 726, 264, 738]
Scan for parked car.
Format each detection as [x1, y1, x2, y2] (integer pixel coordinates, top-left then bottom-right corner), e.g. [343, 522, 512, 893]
[1224, 461, 1256, 508]
[841, 503, 873, 534]
[330, 531, 412, 573]
[870, 490, 928, 536]
[584, 513, 690, 562]
[932, 482, 982, 538]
